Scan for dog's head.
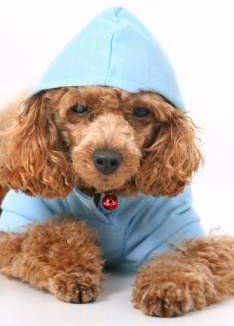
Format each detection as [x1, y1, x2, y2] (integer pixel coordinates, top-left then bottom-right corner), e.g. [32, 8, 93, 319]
[0, 86, 202, 198]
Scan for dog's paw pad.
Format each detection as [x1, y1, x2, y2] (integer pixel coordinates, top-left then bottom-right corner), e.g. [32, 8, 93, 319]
[49, 272, 99, 303]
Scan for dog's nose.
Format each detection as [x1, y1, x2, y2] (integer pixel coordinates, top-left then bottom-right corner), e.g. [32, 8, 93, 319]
[93, 149, 122, 175]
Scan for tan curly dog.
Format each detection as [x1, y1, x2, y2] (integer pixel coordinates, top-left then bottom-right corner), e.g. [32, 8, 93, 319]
[0, 86, 233, 318]
[0, 5, 234, 318]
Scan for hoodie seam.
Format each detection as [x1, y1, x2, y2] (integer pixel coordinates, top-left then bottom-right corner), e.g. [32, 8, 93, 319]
[105, 31, 116, 83]
[114, 7, 123, 18]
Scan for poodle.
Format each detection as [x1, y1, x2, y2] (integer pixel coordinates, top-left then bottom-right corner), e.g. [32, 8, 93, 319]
[0, 7, 234, 318]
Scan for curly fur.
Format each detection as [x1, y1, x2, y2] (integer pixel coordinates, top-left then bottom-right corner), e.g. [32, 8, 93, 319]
[132, 236, 234, 317]
[0, 218, 104, 303]
[0, 86, 202, 197]
[0, 90, 75, 197]
[0, 86, 233, 317]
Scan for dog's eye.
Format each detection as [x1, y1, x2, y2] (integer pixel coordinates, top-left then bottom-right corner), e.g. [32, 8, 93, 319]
[70, 104, 88, 115]
[133, 107, 150, 118]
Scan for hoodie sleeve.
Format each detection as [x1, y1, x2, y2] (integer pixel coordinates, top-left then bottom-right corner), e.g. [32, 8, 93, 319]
[122, 187, 205, 271]
[0, 190, 57, 233]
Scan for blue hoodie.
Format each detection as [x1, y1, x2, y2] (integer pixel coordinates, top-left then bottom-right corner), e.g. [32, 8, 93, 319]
[0, 7, 204, 270]
[32, 6, 184, 109]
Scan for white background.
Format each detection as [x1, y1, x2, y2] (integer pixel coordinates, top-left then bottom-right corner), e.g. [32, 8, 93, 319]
[0, 0, 234, 325]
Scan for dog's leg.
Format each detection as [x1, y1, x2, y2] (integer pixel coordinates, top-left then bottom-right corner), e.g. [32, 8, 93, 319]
[0, 218, 104, 303]
[132, 236, 234, 317]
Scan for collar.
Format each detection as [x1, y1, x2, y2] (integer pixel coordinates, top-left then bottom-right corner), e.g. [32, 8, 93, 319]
[73, 187, 120, 215]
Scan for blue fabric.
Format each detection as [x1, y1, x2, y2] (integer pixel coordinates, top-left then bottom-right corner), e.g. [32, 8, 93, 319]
[0, 187, 204, 270]
[31, 6, 184, 109]
[0, 7, 204, 270]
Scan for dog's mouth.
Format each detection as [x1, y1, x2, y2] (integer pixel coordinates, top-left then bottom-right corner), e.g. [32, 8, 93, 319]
[73, 147, 141, 194]
[76, 164, 138, 194]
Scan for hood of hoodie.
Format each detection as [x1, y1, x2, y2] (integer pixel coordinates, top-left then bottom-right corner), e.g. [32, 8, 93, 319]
[32, 6, 184, 109]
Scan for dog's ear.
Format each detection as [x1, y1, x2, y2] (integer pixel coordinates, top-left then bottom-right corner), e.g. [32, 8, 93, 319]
[0, 91, 75, 198]
[135, 101, 203, 196]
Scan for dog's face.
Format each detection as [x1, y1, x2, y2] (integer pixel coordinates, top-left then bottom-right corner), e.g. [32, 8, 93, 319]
[0, 86, 202, 198]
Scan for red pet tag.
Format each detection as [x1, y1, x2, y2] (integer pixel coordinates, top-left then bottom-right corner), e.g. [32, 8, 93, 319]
[102, 194, 118, 211]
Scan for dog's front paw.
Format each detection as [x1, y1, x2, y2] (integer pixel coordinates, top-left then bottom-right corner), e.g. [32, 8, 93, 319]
[49, 271, 100, 303]
[132, 273, 209, 317]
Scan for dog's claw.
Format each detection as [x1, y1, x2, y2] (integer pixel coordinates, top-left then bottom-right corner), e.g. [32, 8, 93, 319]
[178, 300, 184, 313]
[71, 284, 96, 303]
